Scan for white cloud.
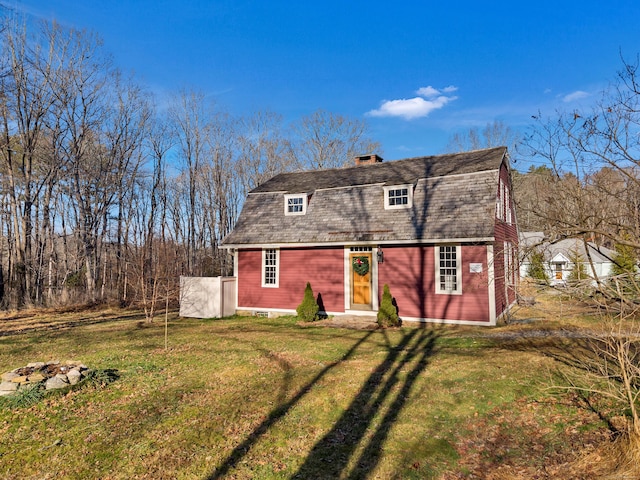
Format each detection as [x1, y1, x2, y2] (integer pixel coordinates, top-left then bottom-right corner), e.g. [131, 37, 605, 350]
[563, 90, 590, 103]
[367, 96, 454, 120]
[416, 86, 440, 97]
[367, 85, 458, 120]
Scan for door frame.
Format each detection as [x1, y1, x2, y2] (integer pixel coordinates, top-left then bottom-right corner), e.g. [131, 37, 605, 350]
[554, 262, 564, 280]
[344, 246, 379, 313]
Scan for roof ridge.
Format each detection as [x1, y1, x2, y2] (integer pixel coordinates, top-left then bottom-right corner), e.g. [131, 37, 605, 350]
[251, 146, 507, 194]
[388, 145, 506, 163]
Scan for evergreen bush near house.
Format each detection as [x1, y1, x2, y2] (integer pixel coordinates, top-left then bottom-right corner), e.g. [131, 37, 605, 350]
[526, 249, 549, 284]
[611, 241, 638, 297]
[377, 284, 400, 327]
[567, 249, 588, 284]
[611, 243, 637, 275]
[296, 282, 319, 321]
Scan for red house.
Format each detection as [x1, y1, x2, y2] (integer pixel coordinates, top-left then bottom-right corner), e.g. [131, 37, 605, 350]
[222, 147, 518, 326]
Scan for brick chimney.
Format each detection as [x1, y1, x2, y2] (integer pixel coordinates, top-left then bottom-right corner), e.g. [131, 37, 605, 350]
[354, 154, 383, 166]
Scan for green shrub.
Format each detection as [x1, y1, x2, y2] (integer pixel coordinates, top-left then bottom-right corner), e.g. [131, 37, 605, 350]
[567, 249, 587, 284]
[377, 284, 400, 327]
[65, 266, 86, 287]
[526, 249, 549, 284]
[296, 282, 319, 321]
[611, 241, 639, 297]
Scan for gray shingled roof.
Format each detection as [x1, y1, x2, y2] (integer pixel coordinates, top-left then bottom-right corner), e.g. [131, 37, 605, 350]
[520, 233, 616, 264]
[223, 147, 507, 246]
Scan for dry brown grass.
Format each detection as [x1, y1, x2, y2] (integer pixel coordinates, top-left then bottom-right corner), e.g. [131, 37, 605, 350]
[497, 282, 640, 479]
[510, 281, 600, 328]
[571, 430, 640, 480]
[0, 305, 151, 336]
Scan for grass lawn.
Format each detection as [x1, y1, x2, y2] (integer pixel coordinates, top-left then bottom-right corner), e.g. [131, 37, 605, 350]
[0, 297, 615, 479]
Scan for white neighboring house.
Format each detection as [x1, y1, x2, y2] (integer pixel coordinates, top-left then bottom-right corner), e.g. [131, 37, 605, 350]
[520, 232, 616, 286]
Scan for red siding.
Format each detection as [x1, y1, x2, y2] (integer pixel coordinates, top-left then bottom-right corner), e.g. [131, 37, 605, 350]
[494, 161, 519, 316]
[236, 158, 519, 324]
[378, 245, 490, 323]
[237, 247, 344, 312]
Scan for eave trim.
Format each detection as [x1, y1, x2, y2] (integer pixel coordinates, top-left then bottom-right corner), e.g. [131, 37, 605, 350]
[222, 236, 495, 249]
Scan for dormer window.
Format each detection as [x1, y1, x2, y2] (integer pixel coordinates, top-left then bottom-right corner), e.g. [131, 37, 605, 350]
[384, 185, 413, 210]
[284, 194, 307, 215]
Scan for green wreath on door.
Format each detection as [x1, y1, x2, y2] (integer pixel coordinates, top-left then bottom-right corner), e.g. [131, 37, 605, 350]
[352, 256, 370, 276]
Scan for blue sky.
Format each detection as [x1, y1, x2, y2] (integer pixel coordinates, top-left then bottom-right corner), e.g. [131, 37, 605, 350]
[6, 0, 640, 169]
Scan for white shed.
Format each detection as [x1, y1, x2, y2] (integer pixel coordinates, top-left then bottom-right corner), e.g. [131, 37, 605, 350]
[179, 276, 237, 318]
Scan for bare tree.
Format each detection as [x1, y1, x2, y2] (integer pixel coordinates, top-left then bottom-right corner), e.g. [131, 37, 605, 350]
[102, 73, 151, 303]
[169, 89, 212, 275]
[447, 120, 520, 154]
[56, 33, 116, 302]
[236, 110, 294, 191]
[0, 20, 75, 306]
[292, 109, 381, 170]
[136, 115, 173, 319]
[200, 113, 238, 275]
[522, 58, 640, 461]
[0, 16, 386, 311]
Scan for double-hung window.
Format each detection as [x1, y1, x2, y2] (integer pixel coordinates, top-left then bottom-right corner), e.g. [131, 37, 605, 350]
[496, 179, 513, 224]
[496, 179, 504, 220]
[505, 186, 512, 225]
[504, 241, 516, 285]
[284, 194, 307, 215]
[262, 248, 279, 287]
[435, 245, 462, 294]
[383, 185, 413, 210]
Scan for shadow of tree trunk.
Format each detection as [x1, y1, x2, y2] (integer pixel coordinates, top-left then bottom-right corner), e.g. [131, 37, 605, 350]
[207, 330, 376, 480]
[292, 326, 439, 479]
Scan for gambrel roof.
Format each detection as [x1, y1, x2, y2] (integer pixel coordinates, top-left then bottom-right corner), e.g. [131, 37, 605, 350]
[223, 146, 508, 247]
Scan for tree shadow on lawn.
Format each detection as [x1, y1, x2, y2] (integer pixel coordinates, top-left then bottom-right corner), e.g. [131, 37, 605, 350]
[207, 325, 440, 480]
[495, 332, 626, 435]
[0, 310, 151, 337]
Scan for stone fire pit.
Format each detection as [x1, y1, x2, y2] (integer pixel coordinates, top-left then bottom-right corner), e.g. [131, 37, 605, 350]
[0, 360, 90, 396]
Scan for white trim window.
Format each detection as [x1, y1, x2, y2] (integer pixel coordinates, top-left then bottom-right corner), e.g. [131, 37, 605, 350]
[504, 241, 516, 285]
[284, 194, 307, 215]
[436, 245, 462, 294]
[505, 185, 512, 225]
[384, 185, 413, 210]
[262, 248, 279, 287]
[496, 179, 504, 220]
[496, 179, 513, 224]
